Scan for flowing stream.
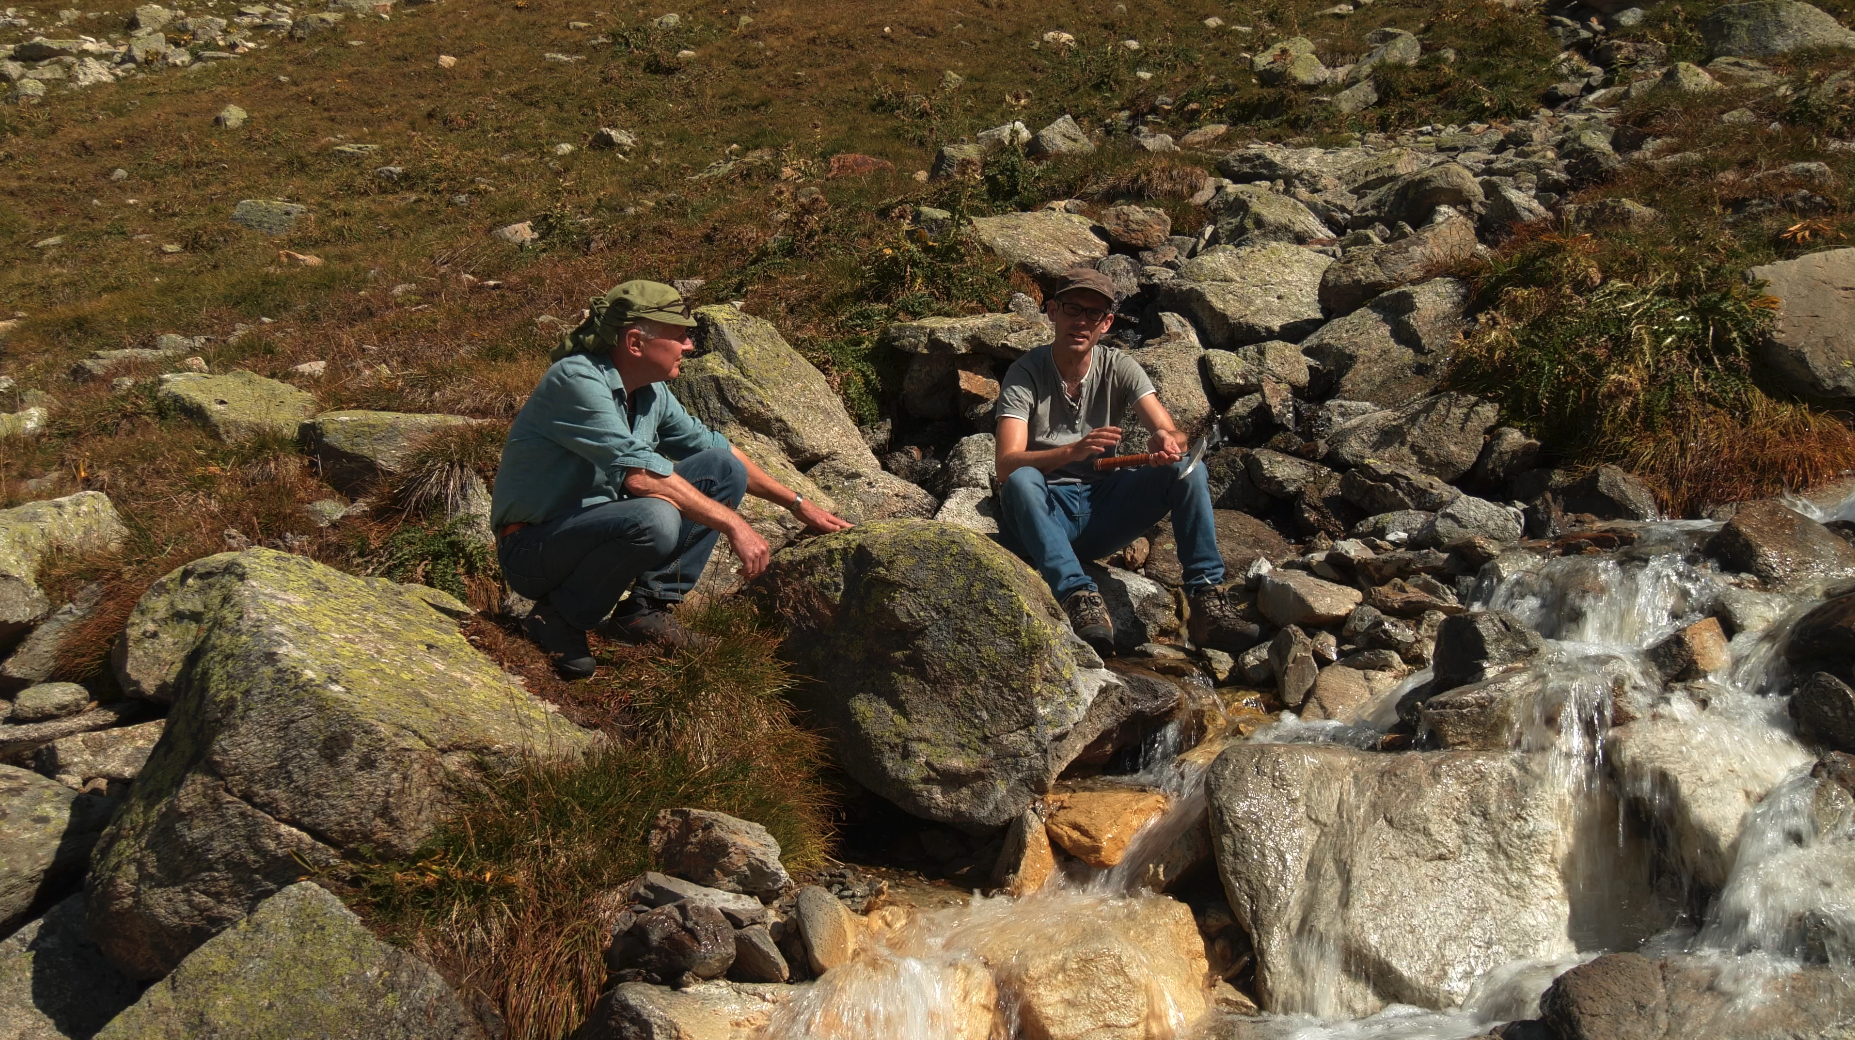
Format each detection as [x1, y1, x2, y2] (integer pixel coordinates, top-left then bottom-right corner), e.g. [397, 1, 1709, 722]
[759, 507, 1855, 1040]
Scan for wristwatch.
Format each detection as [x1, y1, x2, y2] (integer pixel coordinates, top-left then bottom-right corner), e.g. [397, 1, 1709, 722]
[788, 491, 804, 512]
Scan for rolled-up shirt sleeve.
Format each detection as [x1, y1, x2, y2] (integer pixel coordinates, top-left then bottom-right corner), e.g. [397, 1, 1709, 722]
[537, 358, 677, 478]
[996, 365, 1037, 423]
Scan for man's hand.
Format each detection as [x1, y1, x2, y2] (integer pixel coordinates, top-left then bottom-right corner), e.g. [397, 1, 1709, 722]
[729, 520, 772, 579]
[794, 500, 853, 534]
[1068, 426, 1123, 463]
[1148, 428, 1188, 464]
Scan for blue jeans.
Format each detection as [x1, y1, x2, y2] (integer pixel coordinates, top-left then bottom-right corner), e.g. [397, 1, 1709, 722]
[997, 459, 1225, 602]
[497, 447, 747, 630]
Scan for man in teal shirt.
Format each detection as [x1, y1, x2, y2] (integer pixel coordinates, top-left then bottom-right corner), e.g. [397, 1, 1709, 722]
[491, 281, 851, 676]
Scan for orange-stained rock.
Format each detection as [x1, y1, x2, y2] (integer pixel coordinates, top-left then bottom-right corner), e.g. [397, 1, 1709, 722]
[993, 808, 1057, 896]
[1045, 788, 1171, 868]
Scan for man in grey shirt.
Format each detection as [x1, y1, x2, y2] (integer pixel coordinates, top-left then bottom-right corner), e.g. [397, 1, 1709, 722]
[994, 267, 1225, 651]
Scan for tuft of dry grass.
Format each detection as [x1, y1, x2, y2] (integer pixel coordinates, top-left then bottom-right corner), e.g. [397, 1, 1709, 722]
[393, 419, 511, 519]
[348, 600, 832, 1040]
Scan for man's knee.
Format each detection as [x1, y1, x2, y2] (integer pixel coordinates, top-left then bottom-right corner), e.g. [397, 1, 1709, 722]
[1170, 456, 1211, 501]
[680, 447, 747, 504]
[1001, 465, 1047, 506]
[635, 498, 681, 559]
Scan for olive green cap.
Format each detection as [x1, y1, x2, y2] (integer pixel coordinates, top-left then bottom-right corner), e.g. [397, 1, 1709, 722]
[550, 279, 698, 362]
[601, 279, 698, 327]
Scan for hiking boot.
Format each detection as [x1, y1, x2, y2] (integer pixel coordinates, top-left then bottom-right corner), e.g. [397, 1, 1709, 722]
[1062, 588, 1115, 652]
[1188, 583, 1265, 654]
[599, 599, 714, 652]
[523, 599, 596, 679]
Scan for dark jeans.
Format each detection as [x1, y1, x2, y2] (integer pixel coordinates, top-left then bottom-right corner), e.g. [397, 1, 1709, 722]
[997, 458, 1225, 602]
[497, 447, 747, 630]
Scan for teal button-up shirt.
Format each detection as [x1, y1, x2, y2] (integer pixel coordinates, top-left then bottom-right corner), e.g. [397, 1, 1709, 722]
[489, 350, 729, 529]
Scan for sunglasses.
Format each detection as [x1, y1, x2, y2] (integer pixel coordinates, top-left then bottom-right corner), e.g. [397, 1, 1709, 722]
[1054, 300, 1115, 323]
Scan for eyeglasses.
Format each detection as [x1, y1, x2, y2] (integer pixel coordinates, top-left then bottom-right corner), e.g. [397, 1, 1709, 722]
[1055, 300, 1114, 323]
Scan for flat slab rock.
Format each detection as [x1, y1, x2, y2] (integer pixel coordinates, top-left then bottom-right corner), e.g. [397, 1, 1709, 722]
[156, 370, 318, 443]
[966, 211, 1109, 279]
[0, 895, 139, 1040]
[94, 882, 485, 1040]
[0, 765, 117, 935]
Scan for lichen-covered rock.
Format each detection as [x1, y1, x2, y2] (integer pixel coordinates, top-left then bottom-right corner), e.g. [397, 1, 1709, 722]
[91, 549, 589, 979]
[880, 311, 1051, 360]
[35, 719, 166, 790]
[1702, 0, 1855, 56]
[94, 882, 486, 1040]
[805, 456, 939, 523]
[155, 371, 318, 442]
[673, 305, 880, 472]
[1326, 392, 1501, 483]
[0, 585, 102, 695]
[1317, 217, 1478, 317]
[1208, 743, 1664, 1017]
[0, 493, 128, 646]
[575, 980, 802, 1040]
[0, 766, 116, 935]
[1158, 243, 1334, 349]
[1211, 185, 1334, 247]
[0, 895, 139, 1040]
[300, 410, 477, 494]
[764, 521, 1142, 831]
[1366, 163, 1485, 228]
[967, 211, 1110, 280]
[1300, 279, 1469, 407]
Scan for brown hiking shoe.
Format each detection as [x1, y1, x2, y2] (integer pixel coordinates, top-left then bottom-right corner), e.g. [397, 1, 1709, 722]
[1063, 588, 1115, 652]
[1188, 584, 1266, 654]
[598, 600, 715, 652]
[523, 599, 596, 679]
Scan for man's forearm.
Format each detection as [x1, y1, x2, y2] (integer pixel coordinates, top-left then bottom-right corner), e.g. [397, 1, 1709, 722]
[623, 469, 744, 535]
[732, 447, 798, 507]
[998, 445, 1080, 479]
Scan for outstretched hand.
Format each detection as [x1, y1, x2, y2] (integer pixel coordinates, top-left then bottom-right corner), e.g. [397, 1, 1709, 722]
[795, 500, 853, 534]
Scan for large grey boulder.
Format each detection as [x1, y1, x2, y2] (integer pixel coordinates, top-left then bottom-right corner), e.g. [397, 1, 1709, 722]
[91, 549, 589, 979]
[1029, 114, 1095, 157]
[300, 410, 478, 494]
[764, 521, 1166, 832]
[1746, 247, 1855, 405]
[0, 895, 139, 1040]
[1366, 163, 1484, 228]
[1202, 341, 1311, 399]
[967, 211, 1109, 280]
[805, 456, 939, 523]
[674, 305, 880, 471]
[1211, 185, 1334, 247]
[0, 766, 116, 935]
[156, 371, 318, 442]
[1705, 499, 1855, 590]
[94, 882, 486, 1040]
[1208, 743, 1663, 1017]
[1430, 609, 1544, 690]
[1300, 279, 1469, 406]
[1702, 0, 1855, 56]
[1326, 392, 1501, 483]
[880, 310, 1051, 361]
[1124, 333, 1213, 444]
[0, 493, 128, 647]
[1159, 243, 1334, 348]
[1318, 217, 1478, 317]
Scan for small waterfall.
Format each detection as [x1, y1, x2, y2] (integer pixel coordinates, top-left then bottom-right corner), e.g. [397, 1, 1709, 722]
[763, 504, 1855, 1040]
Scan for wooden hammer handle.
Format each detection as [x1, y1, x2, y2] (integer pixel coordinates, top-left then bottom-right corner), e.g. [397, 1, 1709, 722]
[1094, 453, 1158, 471]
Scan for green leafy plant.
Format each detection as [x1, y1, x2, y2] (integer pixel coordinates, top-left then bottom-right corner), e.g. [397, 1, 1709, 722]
[375, 517, 495, 601]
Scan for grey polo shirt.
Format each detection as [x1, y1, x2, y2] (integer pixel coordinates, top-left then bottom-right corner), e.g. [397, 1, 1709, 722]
[996, 344, 1156, 484]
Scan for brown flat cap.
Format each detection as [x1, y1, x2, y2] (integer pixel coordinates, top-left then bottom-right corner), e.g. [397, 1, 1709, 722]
[1046, 266, 1120, 307]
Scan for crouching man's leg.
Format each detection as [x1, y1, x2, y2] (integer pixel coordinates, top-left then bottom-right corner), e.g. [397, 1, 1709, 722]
[997, 465, 1114, 650]
[602, 446, 748, 648]
[499, 497, 683, 677]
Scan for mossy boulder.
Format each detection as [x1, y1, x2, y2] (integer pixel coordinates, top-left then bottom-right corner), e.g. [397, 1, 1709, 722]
[764, 521, 1170, 833]
[156, 370, 318, 443]
[300, 409, 477, 494]
[0, 492, 128, 647]
[0, 765, 117, 934]
[672, 305, 878, 471]
[90, 549, 590, 980]
[94, 881, 485, 1040]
